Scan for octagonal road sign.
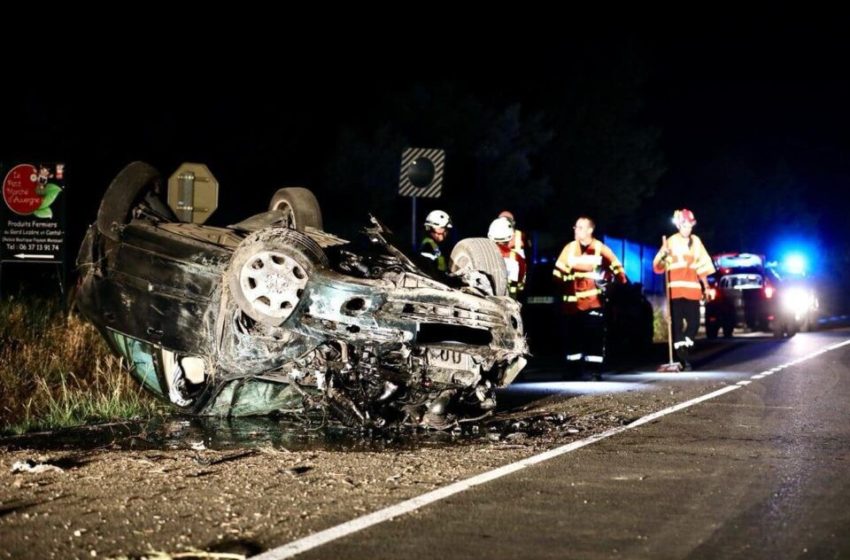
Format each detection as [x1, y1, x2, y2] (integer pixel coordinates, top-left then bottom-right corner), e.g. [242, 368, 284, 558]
[168, 163, 219, 224]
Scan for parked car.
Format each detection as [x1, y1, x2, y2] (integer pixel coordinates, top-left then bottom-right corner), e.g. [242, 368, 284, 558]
[74, 162, 528, 428]
[521, 260, 654, 364]
[704, 253, 814, 338]
[766, 264, 819, 332]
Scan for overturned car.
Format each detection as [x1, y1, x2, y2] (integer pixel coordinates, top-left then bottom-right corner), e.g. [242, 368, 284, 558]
[75, 162, 527, 428]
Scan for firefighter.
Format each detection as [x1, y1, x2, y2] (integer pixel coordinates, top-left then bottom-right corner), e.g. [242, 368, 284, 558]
[553, 216, 628, 379]
[653, 209, 715, 371]
[498, 210, 531, 263]
[418, 209, 452, 278]
[488, 216, 527, 299]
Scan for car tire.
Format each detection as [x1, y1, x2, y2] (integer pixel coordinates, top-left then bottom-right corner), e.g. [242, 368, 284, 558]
[450, 238, 509, 297]
[227, 227, 328, 326]
[97, 161, 161, 240]
[722, 315, 735, 338]
[801, 316, 817, 332]
[268, 187, 323, 231]
[706, 323, 719, 339]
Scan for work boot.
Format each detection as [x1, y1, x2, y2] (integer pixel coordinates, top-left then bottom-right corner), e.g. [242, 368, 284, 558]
[676, 347, 692, 372]
[563, 355, 583, 380]
[587, 362, 603, 381]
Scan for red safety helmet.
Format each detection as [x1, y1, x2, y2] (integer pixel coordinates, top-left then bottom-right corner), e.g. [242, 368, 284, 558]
[673, 208, 696, 227]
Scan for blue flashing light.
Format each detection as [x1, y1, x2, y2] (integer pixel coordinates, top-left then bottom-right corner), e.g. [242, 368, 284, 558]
[784, 253, 807, 275]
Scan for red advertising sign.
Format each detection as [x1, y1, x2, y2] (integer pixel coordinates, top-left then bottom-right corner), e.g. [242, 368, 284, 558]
[3, 164, 44, 215]
[1, 162, 67, 264]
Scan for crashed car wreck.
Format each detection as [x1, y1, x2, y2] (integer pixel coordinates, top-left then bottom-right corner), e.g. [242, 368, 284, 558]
[75, 162, 528, 428]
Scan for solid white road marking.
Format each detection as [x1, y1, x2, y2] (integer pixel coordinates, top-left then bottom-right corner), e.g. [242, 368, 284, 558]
[250, 338, 850, 560]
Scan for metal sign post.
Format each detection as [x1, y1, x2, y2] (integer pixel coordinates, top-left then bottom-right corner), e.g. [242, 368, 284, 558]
[411, 196, 417, 251]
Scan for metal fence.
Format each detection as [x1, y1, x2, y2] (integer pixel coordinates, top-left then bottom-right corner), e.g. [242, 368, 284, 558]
[603, 235, 664, 295]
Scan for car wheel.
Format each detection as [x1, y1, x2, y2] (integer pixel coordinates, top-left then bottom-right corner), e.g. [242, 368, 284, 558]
[227, 228, 328, 326]
[706, 323, 719, 339]
[450, 238, 509, 297]
[722, 316, 735, 338]
[268, 187, 323, 231]
[97, 161, 161, 240]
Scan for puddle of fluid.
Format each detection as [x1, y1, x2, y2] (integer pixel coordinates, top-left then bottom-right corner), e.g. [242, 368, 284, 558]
[0, 415, 493, 452]
[0, 381, 578, 452]
[0, 404, 574, 453]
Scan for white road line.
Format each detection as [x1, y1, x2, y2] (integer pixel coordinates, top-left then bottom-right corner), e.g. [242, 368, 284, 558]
[250, 337, 850, 560]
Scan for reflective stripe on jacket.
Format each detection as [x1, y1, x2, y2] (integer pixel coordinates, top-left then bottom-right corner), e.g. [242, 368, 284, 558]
[510, 229, 528, 259]
[653, 233, 715, 300]
[419, 237, 447, 272]
[553, 239, 626, 313]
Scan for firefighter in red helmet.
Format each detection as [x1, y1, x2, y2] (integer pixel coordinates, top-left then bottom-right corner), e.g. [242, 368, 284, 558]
[653, 209, 715, 371]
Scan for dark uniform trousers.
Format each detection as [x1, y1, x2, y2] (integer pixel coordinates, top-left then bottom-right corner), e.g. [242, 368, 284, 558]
[671, 298, 700, 365]
[563, 308, 606, 376]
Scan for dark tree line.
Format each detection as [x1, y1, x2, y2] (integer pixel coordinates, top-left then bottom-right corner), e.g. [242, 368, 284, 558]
[319, 53, 666, 257]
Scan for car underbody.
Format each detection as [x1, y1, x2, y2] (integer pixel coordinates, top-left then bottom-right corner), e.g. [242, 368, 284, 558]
[75, 162, 527, 429]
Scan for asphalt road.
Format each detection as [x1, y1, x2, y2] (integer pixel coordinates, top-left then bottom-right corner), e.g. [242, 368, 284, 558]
[282, 330, 850, 559]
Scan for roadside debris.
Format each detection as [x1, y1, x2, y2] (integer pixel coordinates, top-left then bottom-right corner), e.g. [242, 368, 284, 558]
[10, 459, 64, 474]
[108, 551, 246, 560]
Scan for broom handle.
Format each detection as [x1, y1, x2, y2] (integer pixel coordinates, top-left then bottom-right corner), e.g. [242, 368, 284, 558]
[663, 236, 674, 364]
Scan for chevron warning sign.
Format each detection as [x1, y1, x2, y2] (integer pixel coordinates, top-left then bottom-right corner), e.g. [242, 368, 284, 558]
[399, 147, 444, 198]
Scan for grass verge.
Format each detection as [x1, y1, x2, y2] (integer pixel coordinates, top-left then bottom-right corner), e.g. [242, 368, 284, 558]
[0, 297, 162, 435]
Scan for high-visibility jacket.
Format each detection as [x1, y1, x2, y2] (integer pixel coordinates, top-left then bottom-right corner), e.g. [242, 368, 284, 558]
[496, 242, 527, 298]
[419, 236, 447, 274]
[652, 233, 715, 300]
[508, 228, 529, 259]
[553, 239, 627, 313]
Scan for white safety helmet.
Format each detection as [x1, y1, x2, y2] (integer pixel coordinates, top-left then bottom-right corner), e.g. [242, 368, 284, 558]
[424, 210, 452, 231]
[487, 216, 515, 243]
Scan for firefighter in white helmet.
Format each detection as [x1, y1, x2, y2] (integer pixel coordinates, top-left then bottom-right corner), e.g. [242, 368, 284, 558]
[488, 216, 527, 299]
[418, 210, 452, 278]
[498, 210, 531, 262]
[653, 208, 715, 371]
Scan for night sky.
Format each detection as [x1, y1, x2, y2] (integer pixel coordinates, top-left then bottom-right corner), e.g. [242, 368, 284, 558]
[3, 22, 849, 281]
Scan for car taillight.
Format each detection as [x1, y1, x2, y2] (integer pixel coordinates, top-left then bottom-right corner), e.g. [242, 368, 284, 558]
[764, 286, 775, 299]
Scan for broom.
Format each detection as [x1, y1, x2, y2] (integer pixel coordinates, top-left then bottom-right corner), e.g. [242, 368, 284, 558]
[658, 235, 682, 372]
